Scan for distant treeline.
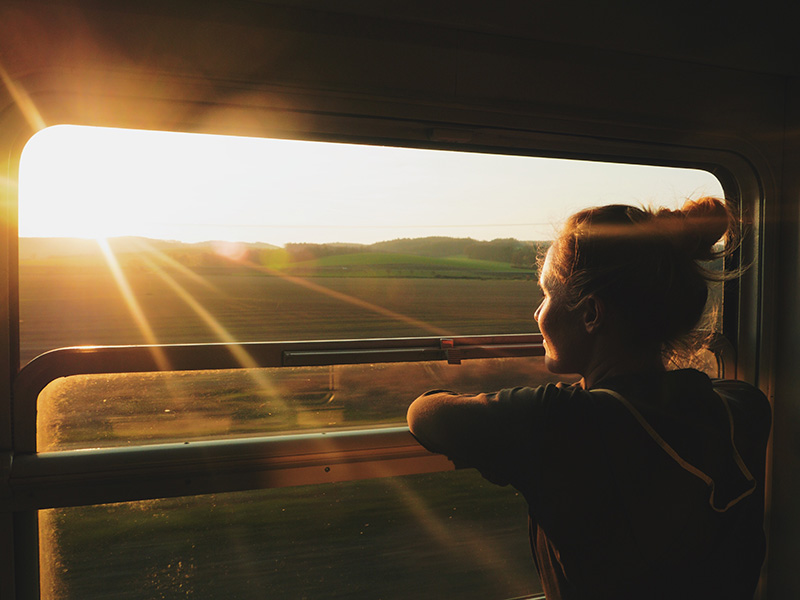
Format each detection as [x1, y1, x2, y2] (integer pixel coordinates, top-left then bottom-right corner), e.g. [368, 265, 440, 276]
[20, 236, 551, 271]
[284, 237, 550, 268]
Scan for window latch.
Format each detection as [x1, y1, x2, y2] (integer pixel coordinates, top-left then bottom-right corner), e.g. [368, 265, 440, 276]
[440, 339, 462, 365]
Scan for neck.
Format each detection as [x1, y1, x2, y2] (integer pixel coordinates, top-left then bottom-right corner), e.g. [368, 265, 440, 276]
[579, 340, 665, 389]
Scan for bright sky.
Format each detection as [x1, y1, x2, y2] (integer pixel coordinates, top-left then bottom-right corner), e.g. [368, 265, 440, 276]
[18, 125, 724, 246]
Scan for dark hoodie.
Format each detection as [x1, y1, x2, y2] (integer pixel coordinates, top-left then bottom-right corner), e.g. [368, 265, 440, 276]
[407, 370, 770, 600]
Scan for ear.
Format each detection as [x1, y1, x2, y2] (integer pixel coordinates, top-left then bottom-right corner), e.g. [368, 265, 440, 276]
[581, 294, 604, 334]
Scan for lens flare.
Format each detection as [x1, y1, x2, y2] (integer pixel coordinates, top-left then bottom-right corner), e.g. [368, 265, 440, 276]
[0, 62, 45, 132]
[132, 238, 221, 293]
[240, 259, 454, 337]
[136, 252, 288, 411]
[96, 238, 171, 370]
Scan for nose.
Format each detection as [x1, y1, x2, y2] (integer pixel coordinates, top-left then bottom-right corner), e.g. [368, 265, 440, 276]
[534, 300, 542, 323]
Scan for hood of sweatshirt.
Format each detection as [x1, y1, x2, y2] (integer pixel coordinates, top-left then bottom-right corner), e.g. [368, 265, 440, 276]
[592, 369, 769, 512]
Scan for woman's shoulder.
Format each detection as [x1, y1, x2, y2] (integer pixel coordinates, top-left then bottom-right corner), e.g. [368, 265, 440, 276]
[712, 377, 771, 434]
[592, 370, 771, 454]
[593, 369, 768, 414]
[712, 376, 768, 401]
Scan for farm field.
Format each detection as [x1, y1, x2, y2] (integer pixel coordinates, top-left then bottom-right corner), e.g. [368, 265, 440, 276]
[287, 252, 537, 279]
[20, 266, 541, 365]
[22, 251, 549, 599]
[23, 255, 550, 449]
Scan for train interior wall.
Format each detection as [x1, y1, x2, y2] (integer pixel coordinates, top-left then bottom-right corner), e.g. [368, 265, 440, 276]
[1, 1, 799, 598]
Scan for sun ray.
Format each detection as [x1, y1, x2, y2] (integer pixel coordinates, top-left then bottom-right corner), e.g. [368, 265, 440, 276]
[0, 175, 18, 191]
[135, 252, 288, 411]
[96, 238, 171, 371]
[0, 62, 45, 132]
[104, 234, 522, 595]
[239, 259, 454, 337]
[346, 465, 533, 595]
[131, 238, 222, 294]
[388, 475, 532, 595]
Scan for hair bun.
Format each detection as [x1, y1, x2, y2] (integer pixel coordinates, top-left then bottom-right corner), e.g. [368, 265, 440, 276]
[657, 197, 731, 260]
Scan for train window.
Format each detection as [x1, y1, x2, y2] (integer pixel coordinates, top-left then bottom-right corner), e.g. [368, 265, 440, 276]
[18, 125, 729, 599]
[19, 125, 724, 364]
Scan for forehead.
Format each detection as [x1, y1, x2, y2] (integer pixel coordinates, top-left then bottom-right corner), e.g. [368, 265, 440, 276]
[539, 246, 570, 299]
[539, 248, 556, 288]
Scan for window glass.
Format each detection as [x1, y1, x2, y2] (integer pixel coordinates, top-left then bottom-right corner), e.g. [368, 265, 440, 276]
[40, 471, 540, 600]
[38, 355, 560, 451]
[19, 125, 724, 365]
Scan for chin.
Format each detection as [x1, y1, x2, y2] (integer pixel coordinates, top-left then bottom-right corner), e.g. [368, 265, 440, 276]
[544, 356, 564, 373]
[544, 355, 579, 376]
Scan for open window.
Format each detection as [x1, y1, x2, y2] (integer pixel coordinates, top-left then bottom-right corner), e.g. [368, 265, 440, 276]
[15, 125, 729, 599]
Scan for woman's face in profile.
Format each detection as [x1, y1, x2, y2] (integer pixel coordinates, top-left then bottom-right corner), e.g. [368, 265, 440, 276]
[535, 249, 587, 375]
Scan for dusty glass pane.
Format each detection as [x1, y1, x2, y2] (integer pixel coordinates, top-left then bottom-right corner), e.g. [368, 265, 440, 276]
[40, 471, 542, 600]
[38, 356, 564, 451]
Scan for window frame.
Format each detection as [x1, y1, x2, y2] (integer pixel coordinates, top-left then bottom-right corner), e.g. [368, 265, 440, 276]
[2, 113, 765, 600]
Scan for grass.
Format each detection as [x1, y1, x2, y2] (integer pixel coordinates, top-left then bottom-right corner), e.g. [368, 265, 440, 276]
[283, 252, 536, 279]
[42, 472, 542, 599]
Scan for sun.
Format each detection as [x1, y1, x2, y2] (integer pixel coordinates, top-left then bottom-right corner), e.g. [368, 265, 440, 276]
[18, 124, 726, 246]
[19, 125, 140, 240]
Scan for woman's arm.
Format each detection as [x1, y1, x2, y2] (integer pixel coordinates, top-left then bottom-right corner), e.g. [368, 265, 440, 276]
[407, 390, 496, 461]
[407, 385, 559, 485]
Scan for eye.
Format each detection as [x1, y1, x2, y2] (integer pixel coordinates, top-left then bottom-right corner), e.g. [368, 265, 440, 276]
[538, 281, 549, 297]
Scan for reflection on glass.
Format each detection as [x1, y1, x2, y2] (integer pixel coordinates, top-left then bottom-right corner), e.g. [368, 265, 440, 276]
[40, 471, 542, 600]
[37, 356, 564, 451]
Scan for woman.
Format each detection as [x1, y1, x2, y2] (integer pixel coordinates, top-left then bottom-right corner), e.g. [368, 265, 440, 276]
[407, 197, 770, 599]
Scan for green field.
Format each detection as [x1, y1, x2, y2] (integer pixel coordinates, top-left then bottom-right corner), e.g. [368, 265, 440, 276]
[286, 252, 537, 279]
[22, 253, 548, 599]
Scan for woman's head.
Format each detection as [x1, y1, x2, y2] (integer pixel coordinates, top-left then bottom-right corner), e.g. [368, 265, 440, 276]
[540, 197, 738, 363]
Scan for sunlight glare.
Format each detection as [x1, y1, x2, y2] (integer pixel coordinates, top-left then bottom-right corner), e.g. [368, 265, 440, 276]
[0, 62, 45, 133]
[19, 124, 725, 246]
[136, 251, 288, 409]
[96, 238, 171, 370]
[241, 257, 452, 337]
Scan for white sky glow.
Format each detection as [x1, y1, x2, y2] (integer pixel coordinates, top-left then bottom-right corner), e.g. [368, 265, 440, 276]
[19, 125, 724, 245]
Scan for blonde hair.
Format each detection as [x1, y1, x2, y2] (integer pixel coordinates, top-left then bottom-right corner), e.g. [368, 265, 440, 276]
[546, 197, 740, 359]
